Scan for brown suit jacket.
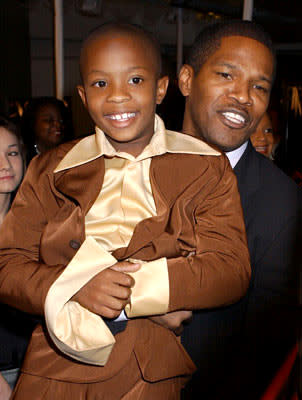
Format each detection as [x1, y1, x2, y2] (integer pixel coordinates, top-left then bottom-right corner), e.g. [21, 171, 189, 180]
[0, 139, 250, 383]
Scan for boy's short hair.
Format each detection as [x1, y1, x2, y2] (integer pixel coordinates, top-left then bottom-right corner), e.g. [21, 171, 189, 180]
[80, 22, 162, 78]
[187, 20, 275, 76]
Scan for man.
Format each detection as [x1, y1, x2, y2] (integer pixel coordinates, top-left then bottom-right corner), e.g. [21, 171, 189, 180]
[178, 20, 300, 399]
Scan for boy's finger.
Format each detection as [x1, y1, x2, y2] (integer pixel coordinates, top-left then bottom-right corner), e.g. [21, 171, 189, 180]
[111, 262, 141, 273]
[106, 284, 132, 300]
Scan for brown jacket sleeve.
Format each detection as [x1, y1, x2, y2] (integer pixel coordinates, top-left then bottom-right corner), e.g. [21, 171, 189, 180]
[168, 156, 251, 311]
[0, 155, 66, 316]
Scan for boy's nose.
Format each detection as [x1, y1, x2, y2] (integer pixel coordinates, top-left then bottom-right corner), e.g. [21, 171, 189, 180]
[107, 84, 131, 103]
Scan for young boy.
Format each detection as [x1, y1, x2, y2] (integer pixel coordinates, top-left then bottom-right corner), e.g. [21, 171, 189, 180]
[0, 23, 250, 399]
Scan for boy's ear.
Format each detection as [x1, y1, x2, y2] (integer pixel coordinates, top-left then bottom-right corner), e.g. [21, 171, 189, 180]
[178, 64, 194, 97]
[156, 75, 169, 105]
[77, 85, 87, 108]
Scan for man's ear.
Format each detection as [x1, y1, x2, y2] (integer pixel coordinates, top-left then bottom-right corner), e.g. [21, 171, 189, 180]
[178, 64, 194, 97]
[156, 75, 169, 105]
[77, 85, 87, 108]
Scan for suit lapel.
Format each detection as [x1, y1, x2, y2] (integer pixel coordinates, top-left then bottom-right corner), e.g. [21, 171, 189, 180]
[53, 156, 105, 216]
[233, 141, 260, 212]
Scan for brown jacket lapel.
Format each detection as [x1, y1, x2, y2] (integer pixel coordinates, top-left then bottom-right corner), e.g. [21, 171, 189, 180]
[53, 155, 105, 216]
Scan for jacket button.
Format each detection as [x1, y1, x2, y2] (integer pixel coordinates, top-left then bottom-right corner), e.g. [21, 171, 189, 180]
[69, 240, 81, 250]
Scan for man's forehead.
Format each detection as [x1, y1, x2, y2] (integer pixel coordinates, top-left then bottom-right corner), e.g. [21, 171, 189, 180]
[206, 36, 274, 77]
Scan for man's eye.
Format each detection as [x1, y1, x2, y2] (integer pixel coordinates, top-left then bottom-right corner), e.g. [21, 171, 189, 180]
[253, 84, 268, 93]
[129, 77, 143, 85]
[8, 151, 19, 156]
[264, 128, 273, 134]
[94, 80, 107, 88]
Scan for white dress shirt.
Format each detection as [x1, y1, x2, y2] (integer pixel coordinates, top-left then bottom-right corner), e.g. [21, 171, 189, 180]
[226, 142, 248, 169]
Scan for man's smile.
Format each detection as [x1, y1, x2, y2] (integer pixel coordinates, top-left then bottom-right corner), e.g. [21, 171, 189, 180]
[218, 108, 250, 130]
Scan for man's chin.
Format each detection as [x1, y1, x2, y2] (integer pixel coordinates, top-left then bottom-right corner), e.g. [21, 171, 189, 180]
[210, 136, 249, 153]
[209, 141, 241, 153]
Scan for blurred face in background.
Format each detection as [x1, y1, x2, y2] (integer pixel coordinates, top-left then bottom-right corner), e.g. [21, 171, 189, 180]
[34, 103, 64, 152]
[0, 127, 23, 195]
[250, 113, 274, 158]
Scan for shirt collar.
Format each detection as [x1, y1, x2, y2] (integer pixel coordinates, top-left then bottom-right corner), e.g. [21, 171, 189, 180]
[54, 114, 220, 173]
[226, 141, 248, 169]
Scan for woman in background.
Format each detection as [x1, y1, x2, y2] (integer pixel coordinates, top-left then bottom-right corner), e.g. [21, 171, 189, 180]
[21, 97, 73, 164]
[0, 116, 37, 398]
[250, 113, 280, 160]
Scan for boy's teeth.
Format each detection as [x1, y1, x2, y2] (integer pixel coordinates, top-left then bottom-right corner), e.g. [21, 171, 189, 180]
[222, 112, 245, 124]
[109, 112, 136, 120]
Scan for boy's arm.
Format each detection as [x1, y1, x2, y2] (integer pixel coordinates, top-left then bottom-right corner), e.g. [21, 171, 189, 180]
[125, 158, 251, 318]
[0, 159, 66, 316]
[0, 157, 135, 366]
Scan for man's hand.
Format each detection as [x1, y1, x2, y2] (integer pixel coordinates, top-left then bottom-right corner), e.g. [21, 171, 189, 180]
[149, 310, 192, 335]
[0, 373, 11, 400]
[71, 261, 140, 319]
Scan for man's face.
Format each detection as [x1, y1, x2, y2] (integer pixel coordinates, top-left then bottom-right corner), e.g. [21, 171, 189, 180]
[78, 32, 168, 157]
[179, 36, 274, 152]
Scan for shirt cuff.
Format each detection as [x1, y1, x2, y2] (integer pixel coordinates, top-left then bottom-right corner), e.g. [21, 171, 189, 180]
[44, 236, 117, 366]
[125, 257, 169, 318]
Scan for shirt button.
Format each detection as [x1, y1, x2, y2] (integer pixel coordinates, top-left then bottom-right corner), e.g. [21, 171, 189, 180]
[69, 240, 81, 250]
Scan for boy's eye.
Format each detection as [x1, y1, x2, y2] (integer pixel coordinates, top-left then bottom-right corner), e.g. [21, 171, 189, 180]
[129, 77, 143, 85]
[94, 80, 107, 88]
[217, 72, 232, 80]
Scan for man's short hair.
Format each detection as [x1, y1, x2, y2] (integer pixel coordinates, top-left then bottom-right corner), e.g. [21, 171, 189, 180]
[187, 20, 275, 75]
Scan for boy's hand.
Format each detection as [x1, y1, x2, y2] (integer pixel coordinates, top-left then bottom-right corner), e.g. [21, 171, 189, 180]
[71, 261, 140, 319]
[149, 310, 192, 335]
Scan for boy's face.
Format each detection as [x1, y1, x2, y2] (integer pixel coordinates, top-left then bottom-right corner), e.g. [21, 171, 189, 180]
[78, 32, 168, 156]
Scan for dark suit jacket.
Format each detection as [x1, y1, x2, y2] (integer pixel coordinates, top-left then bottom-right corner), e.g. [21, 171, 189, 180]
[182, 142, 301, 399]
[0, 138, 250, 389]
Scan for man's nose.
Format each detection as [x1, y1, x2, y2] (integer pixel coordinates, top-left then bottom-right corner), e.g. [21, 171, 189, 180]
[229, 81, 252, 106]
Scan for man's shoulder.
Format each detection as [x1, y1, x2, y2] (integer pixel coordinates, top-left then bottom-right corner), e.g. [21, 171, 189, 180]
[237, 147, 299, 223]
[238, 145, 298, 197]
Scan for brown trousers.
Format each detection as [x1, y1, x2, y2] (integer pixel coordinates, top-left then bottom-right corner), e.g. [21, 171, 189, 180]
[12, 352, 188, 400]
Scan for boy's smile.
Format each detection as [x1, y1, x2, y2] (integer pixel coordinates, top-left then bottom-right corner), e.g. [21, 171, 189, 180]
[78, 31, 168, 157]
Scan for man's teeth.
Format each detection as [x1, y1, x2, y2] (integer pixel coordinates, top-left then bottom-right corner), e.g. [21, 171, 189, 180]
[222, 112, 245, 124]
[108, 112, 136, 121]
